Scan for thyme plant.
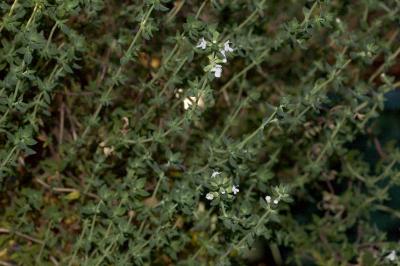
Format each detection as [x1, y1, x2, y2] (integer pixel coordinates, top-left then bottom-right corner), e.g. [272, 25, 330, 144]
[1, 0, 400, 265]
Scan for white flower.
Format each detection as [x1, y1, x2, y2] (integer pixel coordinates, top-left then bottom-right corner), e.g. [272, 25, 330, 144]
[206, 192, 214, 200]
[273, 199, 279, 204]
[220, 49, 227, 63]
[223, 40, 234, 52]
[196, 37, 207, 50]
[265, 195, 271, 203]
[220, 188, 226, 195]
[211, 171, 221, 178]
[386, 250, 397, 262]
[183, 95, 205, 110]
[232, 185, 239, 195]
[183, 96, 197, 110]
[103, 146, 114, 157]
[175, 88, 183, 99]
[211, 64, 222, 78]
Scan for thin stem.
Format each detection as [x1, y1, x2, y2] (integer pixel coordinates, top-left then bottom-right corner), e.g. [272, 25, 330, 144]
[81, 4, 155, 140]
[220, 202, 227, 217]
[375, 204, 400, 220]
[222, 0, 267, 42]
[369, 45, 400, 82]
[237, 108, 277, 149]
[92, 198, 126, 266]
[0, 227, 43, 245]
[36, 220, 53, 264]
[166, 0, 185, 23]
[221, 209, 271, 258]
[219, 49, 269, 94]
[32, 66, 63, 119]
[0, 146, 17, 170]
[147, 43, 179, 87]
[315, 116, 345, 163]
[145, 0, 208, 89]
[46, 22, 58, 50]
[25, 3, 39, 29]
[190, 232, 220, 260]
[0, 20, 42, 126]
[311, 59, 351, 95]
[0, 0, 19, 33]
[218, 98, 248, 140]
[82, 201, 102, 265]
[151, 174, 164, 198]
[301, 1, 318, 26]
[68, 220, 88, 266]
[195, 0, 208, 19]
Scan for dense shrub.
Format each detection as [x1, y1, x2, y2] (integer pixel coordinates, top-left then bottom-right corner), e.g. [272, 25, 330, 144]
[1, 0, 400, 265]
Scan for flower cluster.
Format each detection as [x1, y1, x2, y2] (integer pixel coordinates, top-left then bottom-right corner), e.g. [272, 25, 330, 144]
[175, 86, 205, 111]
[264, 186, 292, 207]
[182, 95, 205, 110]
[195, 36, 234, 78]
[265, 195, 280, 205]
[205, 170, 239, 201]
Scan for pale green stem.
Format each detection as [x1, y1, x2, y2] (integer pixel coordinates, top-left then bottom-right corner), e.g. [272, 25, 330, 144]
[237, 108, 277, 149]
[0, 0, 19, 33]
[81, 4, 155, 140]
[221, 209, 271, 258]
[0, 146, 17, 170]
[68, 220, 88, 266]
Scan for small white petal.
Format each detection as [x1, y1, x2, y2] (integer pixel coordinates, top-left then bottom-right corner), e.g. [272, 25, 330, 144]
[206, 193, 214, 200]
[183, 95, 205, 110]
[232, 185, 239, 195]
[220, 49, 227, 63]
[183, 97, 197, 110]
[221, 188, 226, 194]
[197, 94, 205, 109]
[224, 40, 234, 52]
[273, 199, 279, 204]
[211, 171, 221, 178]
[103, 146, 114, 157]
[265, 195, 271, 203]
[386, 250, 397, 261]
[211, 64, 223, 78]
[196, 37, 207, 49]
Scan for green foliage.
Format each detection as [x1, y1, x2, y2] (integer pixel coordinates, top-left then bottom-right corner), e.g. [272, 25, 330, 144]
[0, 0, 400, 265]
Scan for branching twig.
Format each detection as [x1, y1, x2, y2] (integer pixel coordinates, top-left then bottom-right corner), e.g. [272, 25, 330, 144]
[0, 228, 44, 245]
